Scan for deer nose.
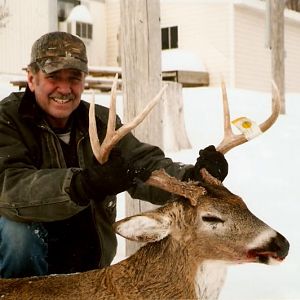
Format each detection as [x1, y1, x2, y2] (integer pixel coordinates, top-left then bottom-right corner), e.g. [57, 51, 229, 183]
[270, 232, 290, 260]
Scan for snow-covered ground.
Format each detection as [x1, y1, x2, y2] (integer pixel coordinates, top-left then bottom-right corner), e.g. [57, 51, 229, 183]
[1, 79, 299, 300]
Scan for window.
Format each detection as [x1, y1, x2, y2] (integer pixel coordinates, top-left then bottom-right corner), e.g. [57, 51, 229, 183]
[161, 26, 178, 50]
[76, 22, 93, 39]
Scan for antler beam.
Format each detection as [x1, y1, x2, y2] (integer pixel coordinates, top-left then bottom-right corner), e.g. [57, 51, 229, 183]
[216, 81, 281, 154]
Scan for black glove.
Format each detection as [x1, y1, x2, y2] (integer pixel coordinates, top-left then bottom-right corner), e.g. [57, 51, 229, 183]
[184, 145, 228, 182]
[69, 151, 151, 206]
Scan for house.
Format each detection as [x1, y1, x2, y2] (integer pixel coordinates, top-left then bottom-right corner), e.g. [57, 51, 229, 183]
[1, 0, 300, 92]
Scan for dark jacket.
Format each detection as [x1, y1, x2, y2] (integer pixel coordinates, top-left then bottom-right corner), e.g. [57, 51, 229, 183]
[0, 88, 191, 267]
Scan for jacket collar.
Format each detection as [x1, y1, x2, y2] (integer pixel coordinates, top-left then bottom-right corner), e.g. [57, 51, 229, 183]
[18, 85, 43, 123]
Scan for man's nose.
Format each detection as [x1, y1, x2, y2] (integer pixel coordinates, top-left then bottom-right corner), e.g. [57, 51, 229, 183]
[56, 80, 72, 94]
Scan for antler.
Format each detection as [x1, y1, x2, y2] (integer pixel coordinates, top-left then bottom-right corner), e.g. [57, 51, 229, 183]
[89, 75, 280, 206]
[89, 74, 168, 164]
[216, 81, 281, 154]
[88, 75, 206, 205]
[146, 169, 206, 206]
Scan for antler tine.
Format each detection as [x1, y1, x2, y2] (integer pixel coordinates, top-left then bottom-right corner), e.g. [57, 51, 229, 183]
[89, 75, 167, 164]
[260, 80, 281, 132]
[216, 81, 281, 154]
[89, 91, 103, 164]
[216, 81, 244, 154]
[117, 84, 168, 139]
[98, 73, 119, 164]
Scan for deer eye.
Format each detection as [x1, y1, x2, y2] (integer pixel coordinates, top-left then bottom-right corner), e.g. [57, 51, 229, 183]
[202, 216, 224, 223]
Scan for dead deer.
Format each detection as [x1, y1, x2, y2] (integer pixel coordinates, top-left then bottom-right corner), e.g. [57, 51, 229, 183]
[0, 77, 289, 300]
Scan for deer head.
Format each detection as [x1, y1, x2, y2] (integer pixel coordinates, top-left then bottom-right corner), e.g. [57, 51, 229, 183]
[114, 168, 288, 267]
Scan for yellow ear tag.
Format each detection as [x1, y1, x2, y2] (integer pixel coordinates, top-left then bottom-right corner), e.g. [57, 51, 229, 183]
[232, 117, 262, 140]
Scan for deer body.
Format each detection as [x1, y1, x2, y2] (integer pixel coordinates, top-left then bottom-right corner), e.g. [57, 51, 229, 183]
[0, 241, 222, 300]
[0, 183, 289, 300]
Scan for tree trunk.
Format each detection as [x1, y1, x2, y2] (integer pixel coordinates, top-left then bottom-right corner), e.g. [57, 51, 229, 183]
[270, 0, 285, 114]
[119, 0, 163, 256]
[163, 82, 191, 152]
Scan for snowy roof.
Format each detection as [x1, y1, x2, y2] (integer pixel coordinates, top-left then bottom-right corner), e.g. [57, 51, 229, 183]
[161, 49, 207, 72]
[67, 5, 93, 24]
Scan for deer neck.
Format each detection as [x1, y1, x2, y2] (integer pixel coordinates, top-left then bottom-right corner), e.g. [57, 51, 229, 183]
[117, 237, 227, 299]
[195, 260, 228, 300]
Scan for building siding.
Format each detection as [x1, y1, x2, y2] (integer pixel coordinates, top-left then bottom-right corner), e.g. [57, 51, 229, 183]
[234, 2, 300, 92]
[84, 0, 107, 66]
[106, 0, 121, 66]
[160, 1, 233, 86]
[1, 0, 300, 93]
[0, 0, 57, 75]
[285, 14, 300, 92]
[234, 4, 271, 92]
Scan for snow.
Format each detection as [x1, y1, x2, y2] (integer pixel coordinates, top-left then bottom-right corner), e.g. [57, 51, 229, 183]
[161, 49, 207, 72]
[1, 79, 299, 299]
[67, 4, 93, 24]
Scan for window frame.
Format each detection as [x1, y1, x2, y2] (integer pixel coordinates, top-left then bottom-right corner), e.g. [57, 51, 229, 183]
[161, 26, 178, 50]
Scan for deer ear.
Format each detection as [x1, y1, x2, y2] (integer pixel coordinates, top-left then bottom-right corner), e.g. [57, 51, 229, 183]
[114, 215, 171, 243]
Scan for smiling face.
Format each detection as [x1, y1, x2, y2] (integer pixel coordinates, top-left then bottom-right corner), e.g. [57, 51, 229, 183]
[27, 68, 85, 128]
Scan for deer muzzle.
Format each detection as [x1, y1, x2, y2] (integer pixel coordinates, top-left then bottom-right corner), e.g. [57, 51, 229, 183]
[247, 232, 289, 265]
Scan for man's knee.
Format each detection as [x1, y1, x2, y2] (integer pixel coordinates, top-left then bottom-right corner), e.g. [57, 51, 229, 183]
[0, 217, 48, 278]
[1, 217, 44, 252]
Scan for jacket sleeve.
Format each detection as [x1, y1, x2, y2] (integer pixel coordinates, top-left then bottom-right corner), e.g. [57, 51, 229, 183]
[0, 101, 85, 222]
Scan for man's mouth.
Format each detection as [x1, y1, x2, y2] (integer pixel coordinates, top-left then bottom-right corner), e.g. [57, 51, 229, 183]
[52, 98, 72, 104]
[49, 93, 75, 104]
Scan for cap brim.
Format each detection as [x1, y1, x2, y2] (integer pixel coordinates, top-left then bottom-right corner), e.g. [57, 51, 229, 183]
[38, 56, 88, 74]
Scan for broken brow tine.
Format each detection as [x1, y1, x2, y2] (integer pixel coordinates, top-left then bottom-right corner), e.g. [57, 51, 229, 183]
[146, 169, 206, 206]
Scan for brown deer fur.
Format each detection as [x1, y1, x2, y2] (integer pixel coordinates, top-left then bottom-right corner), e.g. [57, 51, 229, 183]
[0, 181, 289, 300]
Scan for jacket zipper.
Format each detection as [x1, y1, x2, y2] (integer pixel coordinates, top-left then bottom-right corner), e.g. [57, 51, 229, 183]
[38, 124, 65, 168]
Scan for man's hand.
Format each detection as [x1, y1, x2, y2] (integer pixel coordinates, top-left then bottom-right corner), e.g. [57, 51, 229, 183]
[69, 151, 151, 205]
[184, 145, 228, 182]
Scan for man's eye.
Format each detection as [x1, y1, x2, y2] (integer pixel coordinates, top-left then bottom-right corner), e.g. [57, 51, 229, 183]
[46, 75, 57, 80]
[72, 77, 82, 82]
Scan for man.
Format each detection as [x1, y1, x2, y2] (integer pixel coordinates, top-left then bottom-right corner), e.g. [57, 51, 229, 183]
[0, 32, 228, 278]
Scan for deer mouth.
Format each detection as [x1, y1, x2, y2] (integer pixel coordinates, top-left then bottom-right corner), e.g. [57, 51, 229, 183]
[246, 249, 285, 264]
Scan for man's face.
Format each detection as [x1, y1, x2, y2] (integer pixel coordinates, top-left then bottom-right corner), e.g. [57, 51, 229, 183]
[27, 68, 85, 128]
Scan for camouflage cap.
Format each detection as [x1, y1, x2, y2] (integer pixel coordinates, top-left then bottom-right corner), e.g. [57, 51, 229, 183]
[29, 31, 88, 74]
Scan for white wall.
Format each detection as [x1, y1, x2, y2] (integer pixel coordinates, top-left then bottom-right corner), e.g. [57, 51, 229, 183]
[105, 0, 121, 66]
[82, 0, 107, 66]
[234, 2, 300, 93]
[160, 0, 233, 86]
[0, 0, 57, 75]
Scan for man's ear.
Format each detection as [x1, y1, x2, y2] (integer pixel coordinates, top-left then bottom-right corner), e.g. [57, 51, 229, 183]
[27, 70, 36, 92]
